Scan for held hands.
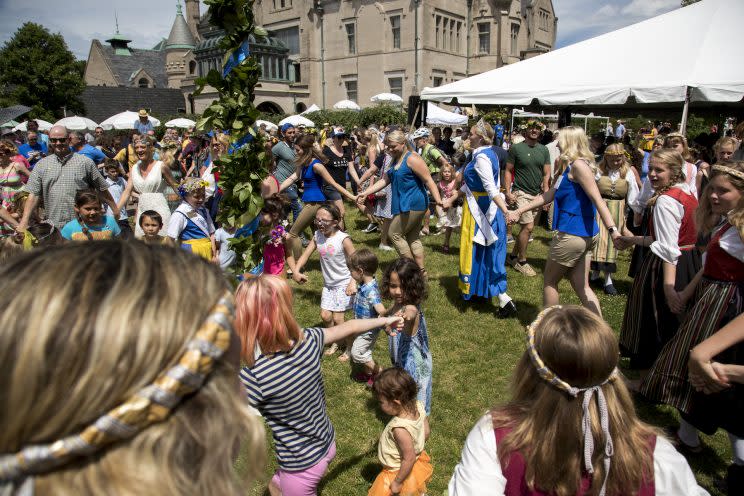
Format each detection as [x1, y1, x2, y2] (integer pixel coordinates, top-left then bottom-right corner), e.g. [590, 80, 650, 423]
[505, 192, 516, 206]
[505, 210, 521, 225]
[345, 279, 358, 296]
[389, 479, 403, 495]
[383, 316, 405, 337]
[664, 285, 685, 314]
[688, 355, 730, 394]
[292, 271, 308, 284]
[613, 235, 633, 251]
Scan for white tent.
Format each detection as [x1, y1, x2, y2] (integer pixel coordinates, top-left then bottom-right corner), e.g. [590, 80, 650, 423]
[279, 115, 315, 128]
[333, 100, 361, 111]
[255, 119, 278, 131]
[425, 102, 468, 126]
[371, 93, 403, 104]
[421, 0, 743, 131]
[100, 111, 161, 130]
[301, 104, 320, 115]
[13, 119, 54, 132]
[164, 118, 196, 129]
[54, 116, 99, 131]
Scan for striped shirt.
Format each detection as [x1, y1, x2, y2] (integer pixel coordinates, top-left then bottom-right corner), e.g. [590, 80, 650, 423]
[239, 327, 335, 471]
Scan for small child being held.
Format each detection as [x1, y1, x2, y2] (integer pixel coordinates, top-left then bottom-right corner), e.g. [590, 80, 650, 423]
[61, 190, 122, 241]
[382, 257, 433, 415]
[215, 224, 238, 271]
[168, 178, 217, 261]
[348, 249, 388, 386]
[138, 210, 168, 245]
[368, 367, 432, 496]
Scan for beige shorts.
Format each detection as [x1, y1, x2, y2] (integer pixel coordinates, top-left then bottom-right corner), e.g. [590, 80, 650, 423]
[514, 190, 541, 225]
[549, 232, 598, 268]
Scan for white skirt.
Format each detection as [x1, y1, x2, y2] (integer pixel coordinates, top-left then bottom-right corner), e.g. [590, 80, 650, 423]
[321, 284, 353, 312]
[441, 206, 462, 228]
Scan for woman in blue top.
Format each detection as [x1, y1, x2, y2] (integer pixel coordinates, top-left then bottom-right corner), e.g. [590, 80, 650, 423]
[507, 127, 622, 316]
[358, 130, 442, 271]
[280, 134, 355, 259]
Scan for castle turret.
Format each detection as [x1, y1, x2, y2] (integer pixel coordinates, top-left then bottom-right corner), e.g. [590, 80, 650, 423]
[184, 0, 201, 43]
[165, 2, 197, 89]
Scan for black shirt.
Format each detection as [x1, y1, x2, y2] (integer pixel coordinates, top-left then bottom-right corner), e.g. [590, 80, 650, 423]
[323, 145, 352, 186]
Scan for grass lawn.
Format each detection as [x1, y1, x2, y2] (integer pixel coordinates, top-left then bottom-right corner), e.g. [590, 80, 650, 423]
[240, 208, 731, 495]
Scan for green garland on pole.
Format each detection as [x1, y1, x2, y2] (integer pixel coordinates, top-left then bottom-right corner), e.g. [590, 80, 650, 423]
[195, 0, 269, 271]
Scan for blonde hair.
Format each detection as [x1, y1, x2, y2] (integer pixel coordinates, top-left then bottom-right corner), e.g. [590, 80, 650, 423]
[385, 130, 414, 152]
[663, 133, 691, 161]
[598, 143, 630, 178]
[696, 161, 744, 239]
[471, 119, 494, 146]
[0, 242, 265, 495]
[647, 149, 686, 207]
[556, 126, 595, 178]
[492, 306, 657, 496]
[714, 136, 737, 160]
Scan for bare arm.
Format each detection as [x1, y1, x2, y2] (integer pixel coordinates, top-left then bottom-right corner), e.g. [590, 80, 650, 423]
[347, 161, 361, 185]
[17, 193, 40, 232]
[291, 238, 317, 281]
[0, 206, 18, 228]
[407, 154, 443, 206]
[161, 164, 180, 191]
[13, 161, 30, 178]
[279, 171, 299, 192]
[390, 428, 417, 495]
[359, 173, 391, 197]
[689, 313, 744, 393]
[542, 162, 551, 192]
[662, 261, 682, 314]
[342, 237, 357, 295]
[313, 163, 356, 201]
[323, 316, 404, 345]
[570, 160, 620, 235]
[358, 164, 379, 185]
[117, 175, 135, 212]
[100, 189, 120, 219]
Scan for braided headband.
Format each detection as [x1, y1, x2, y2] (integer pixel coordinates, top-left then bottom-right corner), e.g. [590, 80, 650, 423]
[526, 306, 617, 496]
[712, 164, 744, 181]
[476, 118, 490, 137]
[0, 291, 235, 485]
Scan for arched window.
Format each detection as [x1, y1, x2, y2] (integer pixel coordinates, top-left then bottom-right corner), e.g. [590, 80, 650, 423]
[189, 61, 197, 75]
[138, 78, 149, 88]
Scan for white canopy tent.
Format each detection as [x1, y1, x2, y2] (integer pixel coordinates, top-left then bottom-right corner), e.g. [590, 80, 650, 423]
[255, 120, 278, 131]
[164, 118, 196, 129]
[425, 102, 468, 127]
[421, 0, 743, 133]
[333, 100, 361, 111]
[54, 116, 99, 131]
[371, 93, 403, 104]
[100, 111, 161, 130]
[279, 115, 315, 128]
[301, 104, 320, 115]
[13, 119, 54, 132]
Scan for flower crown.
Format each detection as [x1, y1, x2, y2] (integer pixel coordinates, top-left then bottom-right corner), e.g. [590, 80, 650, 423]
[519, 119, 546, 131]
[178, 178, 210, 197]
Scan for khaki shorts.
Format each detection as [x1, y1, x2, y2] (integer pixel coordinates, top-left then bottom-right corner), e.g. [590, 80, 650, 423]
[549, 232, 598, 268]
[514, 190, 541, 225]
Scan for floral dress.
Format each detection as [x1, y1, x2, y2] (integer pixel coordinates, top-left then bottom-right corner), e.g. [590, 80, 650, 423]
[389, 308, 433, 415]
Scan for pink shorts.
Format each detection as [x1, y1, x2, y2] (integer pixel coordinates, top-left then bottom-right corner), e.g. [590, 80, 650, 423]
[271, 442, 337, 496]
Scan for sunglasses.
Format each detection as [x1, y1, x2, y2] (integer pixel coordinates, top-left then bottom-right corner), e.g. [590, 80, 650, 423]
[49, 138, 67, 143]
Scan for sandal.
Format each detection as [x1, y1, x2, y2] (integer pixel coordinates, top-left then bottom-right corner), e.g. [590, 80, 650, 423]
[324, 343, 339, 356]
[338, 351, 350, 362]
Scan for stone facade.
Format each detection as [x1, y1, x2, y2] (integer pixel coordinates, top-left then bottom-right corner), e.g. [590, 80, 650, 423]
[84, 0, 556, 119]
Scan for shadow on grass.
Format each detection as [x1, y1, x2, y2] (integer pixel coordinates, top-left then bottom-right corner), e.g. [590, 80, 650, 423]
[437, 274, 541, 326]
[365, 394, 391, 425]
[317, 444, 377, 491]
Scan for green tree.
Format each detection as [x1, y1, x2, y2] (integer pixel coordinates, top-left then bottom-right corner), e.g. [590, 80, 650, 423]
[681, 0, 701, 6]
[195, 0, 270, 271]
[0, 23, 85, 120]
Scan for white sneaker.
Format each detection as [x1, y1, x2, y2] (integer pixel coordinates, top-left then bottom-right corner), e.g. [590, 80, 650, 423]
[378, 244, 394, 251]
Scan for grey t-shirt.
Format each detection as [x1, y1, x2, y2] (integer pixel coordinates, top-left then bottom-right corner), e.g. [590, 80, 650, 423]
[272, 141, 296, 183]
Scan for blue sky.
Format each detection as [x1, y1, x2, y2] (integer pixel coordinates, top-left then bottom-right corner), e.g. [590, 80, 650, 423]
[0, 0, 681, 59]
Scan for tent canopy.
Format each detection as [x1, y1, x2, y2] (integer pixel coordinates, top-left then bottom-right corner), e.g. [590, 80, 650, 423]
[54, 116, 99, 131]
[421, 0, 743, 107]
[164, 118, 196, 129]
[301, 104, 320, 115]
[100, 111, 161, 130]
[426, 102, 468, 127]
[13, 119, 54, 132]
[333, 100, 361, 111]
[279, 115, 315, 128]
[371, 93, 403, 104]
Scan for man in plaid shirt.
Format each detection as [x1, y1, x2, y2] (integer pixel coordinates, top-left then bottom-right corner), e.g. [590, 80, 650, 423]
[17, 126, 119, 232]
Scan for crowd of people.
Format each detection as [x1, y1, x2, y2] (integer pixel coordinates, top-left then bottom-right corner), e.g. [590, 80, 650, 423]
[0, 111, 743, 496]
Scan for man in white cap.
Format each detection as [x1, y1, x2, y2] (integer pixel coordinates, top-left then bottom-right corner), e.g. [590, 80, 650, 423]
[134, 109, 155, 135]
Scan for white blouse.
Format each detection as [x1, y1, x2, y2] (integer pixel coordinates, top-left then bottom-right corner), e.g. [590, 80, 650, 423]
[466, 146, 501, 198]
[650, 184, 692, 265]
[704, 222, 744, 265]
[448, 412, 710, 496]
[595, 168, 639, 207]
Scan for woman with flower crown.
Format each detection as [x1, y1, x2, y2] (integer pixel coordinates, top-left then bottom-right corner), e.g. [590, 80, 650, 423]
[448, 305, 708, 496]
[590, 143, 640, 295]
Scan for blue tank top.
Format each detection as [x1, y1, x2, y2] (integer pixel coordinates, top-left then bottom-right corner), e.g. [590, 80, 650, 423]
[463, 147, 500, 193]
[552, 164, 598, 237]
[301, 159, 326, 202]
[387, 152, 427, 215]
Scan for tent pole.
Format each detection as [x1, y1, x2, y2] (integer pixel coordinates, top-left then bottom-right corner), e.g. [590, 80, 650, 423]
[680, 85, 691, 135]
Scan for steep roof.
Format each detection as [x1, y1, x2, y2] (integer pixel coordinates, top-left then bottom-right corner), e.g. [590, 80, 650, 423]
[81, 86, 186, 123]
[100, 45, 168, 88]
[166, 6, 196, 49]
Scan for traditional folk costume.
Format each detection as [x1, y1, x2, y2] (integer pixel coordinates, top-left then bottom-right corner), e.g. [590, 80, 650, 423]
[591, 167, 639, 275]
[458, 146, 508, 300]
[167, 179, 215, 260]
[641, 220, 744, 437]
[619, 184, 701, 369]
